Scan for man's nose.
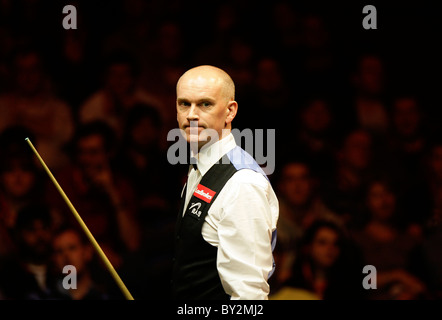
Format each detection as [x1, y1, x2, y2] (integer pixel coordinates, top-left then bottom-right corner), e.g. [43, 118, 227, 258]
[187, 104, 199, 121]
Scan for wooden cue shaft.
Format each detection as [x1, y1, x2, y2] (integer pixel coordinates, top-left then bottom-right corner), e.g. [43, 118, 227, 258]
[25, 137, 134, 300]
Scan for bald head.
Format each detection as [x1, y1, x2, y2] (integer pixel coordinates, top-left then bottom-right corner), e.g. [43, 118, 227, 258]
[177, 65, 235, 102]
[176, 65, 238, 149]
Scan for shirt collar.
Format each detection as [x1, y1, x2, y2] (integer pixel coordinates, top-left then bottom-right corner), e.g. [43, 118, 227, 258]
[189, 133, 237, 176]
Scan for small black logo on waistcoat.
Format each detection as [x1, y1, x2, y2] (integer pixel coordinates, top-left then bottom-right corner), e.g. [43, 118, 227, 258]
[188, 202, 202, 219]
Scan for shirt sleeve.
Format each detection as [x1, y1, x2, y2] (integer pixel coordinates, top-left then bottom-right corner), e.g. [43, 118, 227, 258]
[214, 171, 278, 300]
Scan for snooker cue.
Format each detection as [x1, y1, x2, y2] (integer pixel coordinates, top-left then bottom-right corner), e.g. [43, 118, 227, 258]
[25, 137, 134, 300]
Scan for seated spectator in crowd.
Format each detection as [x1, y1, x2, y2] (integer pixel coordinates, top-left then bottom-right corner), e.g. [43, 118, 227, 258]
[389, 94, 428, 156]
[223, 35, 255, 98]
[0, 204, 59, 299]
[386, 94, 429, 181]
[320, 128, 376, 227]
[416, 178, 442, 298]
[297, 13, 336, 94]
[0, 129, 39, 257]
[46, 121, 141, 271]
[0, 126, 62, 257]
[273, 158, 343, 287]
[384, 95, 433, 231]
[346, 53, 390, 136]
[350, 178, 429, 299]
[271, 219, 365, 300]
[101, 0, 154, 79]
[425, 137, 442, 229]
[78, 51, 163, 140]
[114, 103, 180, 214]
[289, 96, 338, 181]
[411, 137, 442, 298]
[136, 21, 187, 132]
[219, 35, 256, 132]
[0, 47, 74, 170]
[51, 225, 115, 300]
[113, 104, 181, 299]
[249, 57, 291, 130]
[0, 26, 14, 95]
[193, 2, 241, 68]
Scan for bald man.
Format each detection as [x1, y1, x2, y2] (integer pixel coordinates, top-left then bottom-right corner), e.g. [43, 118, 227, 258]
[171, 65, 279, 300]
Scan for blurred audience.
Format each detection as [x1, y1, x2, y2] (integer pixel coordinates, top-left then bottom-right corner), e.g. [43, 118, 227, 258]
[298, 13, 337, 95]
[102, 0, 153, 67]
[346, 54, 390, 136]
[250, 57, 291, 130]
[0, 47, 75, 170]
[416, 151, 442, 298]
[51, 225, 115, 300]
[78, 51, 163, 140]
[271, 219, 365, 300]
[426, 138, 442, 226]
[0, 1, 439, 300]
[114, 104, 172, 213]
[46, 121, 141, 271]
[320, 128, 376, 226]
[52, 25, 99, 112]
[386, 94, 429, 179]
[290, 96, 338, 180]
[0, 127, 43, 257]
[112, 104, 183, 299]
[272, 158, 343, 287]
[137, 21, 187, 132]
[384, 94, 433, 231]
[0, 204, 59, 299]
[350, 178, 429, 299]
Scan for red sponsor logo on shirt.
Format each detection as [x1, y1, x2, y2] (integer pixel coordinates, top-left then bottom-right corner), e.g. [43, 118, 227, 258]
[193, 184, 216, 203]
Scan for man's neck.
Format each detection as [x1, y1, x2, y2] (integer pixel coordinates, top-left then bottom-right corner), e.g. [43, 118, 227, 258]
[193, 129, 232, 155]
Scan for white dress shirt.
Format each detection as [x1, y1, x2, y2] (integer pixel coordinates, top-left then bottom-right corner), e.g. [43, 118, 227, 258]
[182, 133, 279, 300]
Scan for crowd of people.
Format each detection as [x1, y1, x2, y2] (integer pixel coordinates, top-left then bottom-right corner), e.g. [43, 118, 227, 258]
[0, 0, 441, 299]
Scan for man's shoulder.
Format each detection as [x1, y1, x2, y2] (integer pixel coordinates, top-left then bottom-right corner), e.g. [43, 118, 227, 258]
[229, 169, 269, 190]
[225, 146, 268, 178]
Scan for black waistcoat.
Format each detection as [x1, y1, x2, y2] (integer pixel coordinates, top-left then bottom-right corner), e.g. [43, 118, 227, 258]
[172, 155, 237, 300]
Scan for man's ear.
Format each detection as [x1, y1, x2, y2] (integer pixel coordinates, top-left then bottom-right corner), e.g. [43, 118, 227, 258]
[226, 100, 238, 125]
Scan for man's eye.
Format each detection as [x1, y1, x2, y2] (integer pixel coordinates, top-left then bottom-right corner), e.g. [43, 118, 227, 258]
[179, 101, 190, 107]
[202, 102, 211, 107]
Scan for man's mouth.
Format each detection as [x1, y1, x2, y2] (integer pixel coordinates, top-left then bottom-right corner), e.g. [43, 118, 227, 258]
[185, 125, 205, 130]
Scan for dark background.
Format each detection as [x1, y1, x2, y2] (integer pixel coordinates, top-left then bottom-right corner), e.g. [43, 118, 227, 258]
[0, 0, 441, 301]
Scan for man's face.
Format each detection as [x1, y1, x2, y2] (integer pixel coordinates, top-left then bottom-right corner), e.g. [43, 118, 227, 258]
[340, 131, 372, 170]
[301, 99, 331, 134]
[430, 146, 442, 180]
[19, 220, 53, 262]
[280, 163, 313, 206]
[393, 98, 420, 137]
[131, 116, 159, 149]
[310, 227, 340, 269]
[367, 182, 396, 221]
[356, 56, 383, 95]
[15, 53, 44, 96]
[77, 134, 108, 174]
[105, 63, 134, 97]
[1, 163, 35, 199]
[53, 230, 92, 276]
[176, 75, 232, 149]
